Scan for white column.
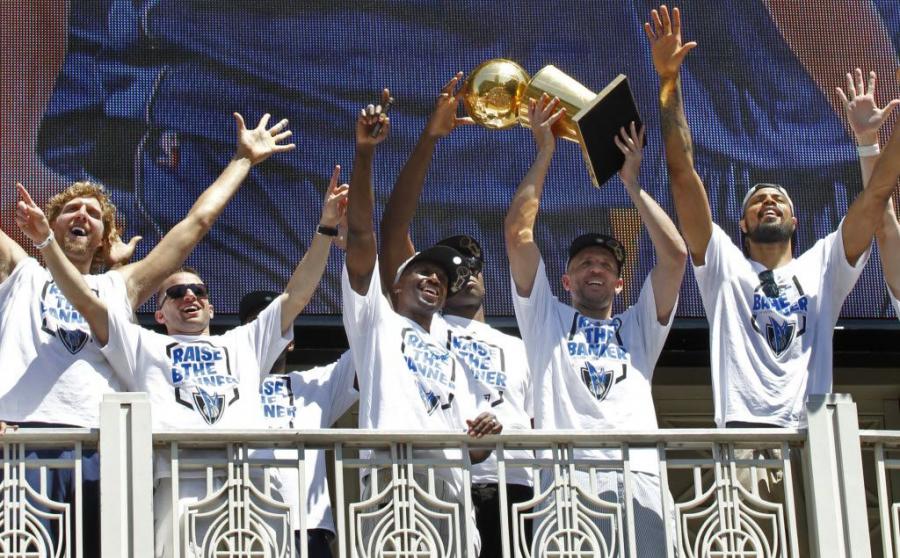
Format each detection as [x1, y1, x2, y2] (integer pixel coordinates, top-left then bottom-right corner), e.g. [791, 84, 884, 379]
[100, 392, 154, 558]
[804, 393, 871, 558]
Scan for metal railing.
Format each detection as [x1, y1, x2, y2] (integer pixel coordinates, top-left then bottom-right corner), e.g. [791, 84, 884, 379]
[0, 393, 886, 557]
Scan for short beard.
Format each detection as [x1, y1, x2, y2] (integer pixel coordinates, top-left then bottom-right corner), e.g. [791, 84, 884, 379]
[747, 221, 793, 244]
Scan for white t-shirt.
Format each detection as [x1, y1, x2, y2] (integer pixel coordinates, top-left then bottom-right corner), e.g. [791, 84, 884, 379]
[433, 314, 533, 486]
[511, 259, 671, 474]
[259, 351, 358, 534]
[0, 258, 132, 426]
[101, 298, 291, 477]
[694, 222, 868, 427]
[341, 263, 479, 496]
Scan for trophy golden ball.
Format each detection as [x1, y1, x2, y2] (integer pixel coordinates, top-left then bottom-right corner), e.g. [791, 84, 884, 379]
[461, 59, 531, 129]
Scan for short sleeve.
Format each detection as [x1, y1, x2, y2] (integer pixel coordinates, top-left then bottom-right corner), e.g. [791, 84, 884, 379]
[230, 298, 294, 380]
[693, 223, 744, 294]
[510, 258, 558, 348]
[821, 219, 870, 307]
[341, 261, 389, 377]
[624, 274, 676, 378]
[100, 310, 146, 391]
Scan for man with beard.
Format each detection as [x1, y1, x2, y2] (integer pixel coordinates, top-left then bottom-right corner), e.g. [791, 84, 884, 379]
[0, 113, 292, 557]
[646, 5, 899, 428]
[377, 73, 533, 557]
[15, 171, 347, 558]
[504, 93, 686, 555]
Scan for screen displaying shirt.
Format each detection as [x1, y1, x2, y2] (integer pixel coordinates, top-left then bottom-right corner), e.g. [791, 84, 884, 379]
[259, 351, 358, 534]
[693, 221, 868, 427]
[341, 263, 479, 496]
[511, 259, 672, 474]
[434, 314, 533, 486]
[0, 258, 132, 426]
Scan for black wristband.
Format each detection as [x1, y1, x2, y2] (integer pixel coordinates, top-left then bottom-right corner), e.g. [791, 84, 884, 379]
[316, 224, 339, 237]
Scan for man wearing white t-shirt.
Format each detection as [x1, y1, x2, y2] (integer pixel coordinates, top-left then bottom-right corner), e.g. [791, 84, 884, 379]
[16, 172, 347, 558]
[835, 69, 900, 322]
[343, 91, 501, 556]
[377, 73, 534, 557]
[646, 6, 898, 427]
[241, 290, 358, 558]
[2, 113, 293, 556]
[504, 94, 687, 556]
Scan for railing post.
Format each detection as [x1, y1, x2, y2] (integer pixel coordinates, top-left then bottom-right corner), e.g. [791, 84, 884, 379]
[100, 392, 154, 558]
[804, 393, 871, 557]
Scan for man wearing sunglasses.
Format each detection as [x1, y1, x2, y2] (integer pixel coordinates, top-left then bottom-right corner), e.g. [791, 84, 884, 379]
[505, 93, 686, 554]
[4, 113, 293, 556]
[647, 5, 900, 430]
[15, 166, 348, 558]
[377, 74, 534, 557]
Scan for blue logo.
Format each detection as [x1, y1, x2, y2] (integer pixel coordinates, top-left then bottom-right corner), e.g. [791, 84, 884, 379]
[191, 387, 226, 425]
[764, 318, 796, 357]
[401, 328, 455, 414]
[57, 327, 89, 354]
[581, 361, 615, 401]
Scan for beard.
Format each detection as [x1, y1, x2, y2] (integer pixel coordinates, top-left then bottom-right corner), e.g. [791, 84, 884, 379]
[746, 221, 794, 244]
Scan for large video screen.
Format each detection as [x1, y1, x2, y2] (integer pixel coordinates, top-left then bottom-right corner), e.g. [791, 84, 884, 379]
[2, 1, 898, 318]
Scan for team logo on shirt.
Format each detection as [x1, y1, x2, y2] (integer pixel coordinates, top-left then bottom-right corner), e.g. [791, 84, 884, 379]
[750, 274, 808, 357]
[168, 341, 240, 425]
[568, 314, 630, 401]
[401, 328, 456, 415]
[447, 333, 506, 407]
[260, 376, 296, 428]
[39, 281, 94, 354]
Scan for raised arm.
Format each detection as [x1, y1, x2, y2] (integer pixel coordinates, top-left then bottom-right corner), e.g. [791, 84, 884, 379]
[277, 166, 348, 333]
[0, 227, 29, 284]
[379, 73, 473, 289]
[15, 183, 109, 345]
[117, 113, 295, 308]
[645, 5, 710, 265]
[840, 67, 900, 265]
[503, 95, 565, 297]
[837, 68, 900, 279]
[615, 123, 687, 323]
[346, 90, 391, 295]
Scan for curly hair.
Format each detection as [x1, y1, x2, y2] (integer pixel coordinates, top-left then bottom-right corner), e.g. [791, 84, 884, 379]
[44, 181, 121, 272]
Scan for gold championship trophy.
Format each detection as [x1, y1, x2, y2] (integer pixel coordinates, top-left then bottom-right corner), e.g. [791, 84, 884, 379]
[461, 59, 643, 187]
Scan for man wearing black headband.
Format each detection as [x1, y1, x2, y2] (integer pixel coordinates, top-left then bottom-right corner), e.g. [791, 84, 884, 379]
[505, 94, 686, 555]
[342, 90, 502, 556]
[376, 74, 535, 557]
[647, 5, 899, 429]
[16, 165, 348, 558]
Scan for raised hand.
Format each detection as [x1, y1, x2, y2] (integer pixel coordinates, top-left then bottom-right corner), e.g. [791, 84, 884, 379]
[425, 72, 475, 139]
[836, 68, 900, 144]
[614, 122, 646, 191]
[644, 5, 697, 79]
[320, 165, 350, 228]
[356, 89, 392, 149]
[105, 233, 143, 268]
[14, 183, 51, 245]
[528, 94, 566, 153]
[233, 112, 296, 166]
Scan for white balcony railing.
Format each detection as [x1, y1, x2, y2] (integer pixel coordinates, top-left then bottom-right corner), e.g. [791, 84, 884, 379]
[0, 393, 887, 557]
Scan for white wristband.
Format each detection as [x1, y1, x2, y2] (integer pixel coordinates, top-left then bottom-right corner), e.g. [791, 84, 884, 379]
[34, 231, 54, 250]
[857, 143, 881, 157]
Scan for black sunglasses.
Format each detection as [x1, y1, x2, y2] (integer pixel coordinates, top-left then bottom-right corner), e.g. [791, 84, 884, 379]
[757, 270, 780, 298]
[160, 283, 209, 306]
